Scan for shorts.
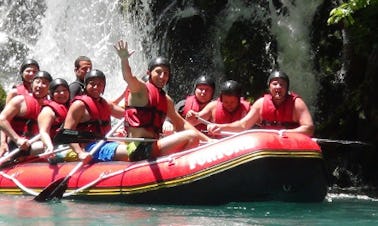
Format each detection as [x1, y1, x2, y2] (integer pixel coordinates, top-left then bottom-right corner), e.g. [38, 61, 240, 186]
[85, 141, 119, 162]
[127, 142, 153, 162]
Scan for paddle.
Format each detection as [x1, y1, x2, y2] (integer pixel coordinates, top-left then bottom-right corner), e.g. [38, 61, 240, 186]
[196, 116, 372, 148]
[53, 129, 157, 143]
[34, 119, 125, 202]
[0, 135, 41, 166]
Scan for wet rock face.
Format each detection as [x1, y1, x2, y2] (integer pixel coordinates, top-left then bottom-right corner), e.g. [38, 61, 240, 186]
[140, 0, 274, 101]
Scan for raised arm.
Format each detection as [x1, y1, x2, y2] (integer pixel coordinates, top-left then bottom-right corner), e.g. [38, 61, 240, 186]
[113, 40, 144, 93]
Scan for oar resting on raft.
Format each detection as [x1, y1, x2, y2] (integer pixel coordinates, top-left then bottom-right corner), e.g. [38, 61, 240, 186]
[34, 119, 125, 202]
[0, 135, 41, 166]
[196, 116, 372, 148]
[53, 128, 157, 143]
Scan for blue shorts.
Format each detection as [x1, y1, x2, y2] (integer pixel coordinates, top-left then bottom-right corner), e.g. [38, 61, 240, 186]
[84, 141, 119, 162]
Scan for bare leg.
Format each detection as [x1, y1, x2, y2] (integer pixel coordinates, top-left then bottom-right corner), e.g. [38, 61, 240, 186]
[157, 130, 200, 156]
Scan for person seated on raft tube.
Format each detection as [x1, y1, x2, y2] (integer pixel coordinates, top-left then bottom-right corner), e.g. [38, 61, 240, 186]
[37, 78, 70, 155]
[163, 74, 216, 134]
[0, 59, 40, 155]
[207, 70, 314, 137]
[0, 71, 53, 157]
[61, 69, 130, 164]
[5, 59, 40, 104]
[114, 40, 211, 162]
[186, 80, 251, 128]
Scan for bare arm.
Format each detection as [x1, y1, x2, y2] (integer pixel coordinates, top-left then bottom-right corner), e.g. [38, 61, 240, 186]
[110, 102, 125, 119]
[185, 101, 216, 126]
[166, 97, 210, 142]
[285, 98, 314, 136]
[113, 40, 143, 93]
[0, 96, 28, 148]
[207, 98, 262, 134]
[63, 100, 87, 155]
[38, 107, 56, 153]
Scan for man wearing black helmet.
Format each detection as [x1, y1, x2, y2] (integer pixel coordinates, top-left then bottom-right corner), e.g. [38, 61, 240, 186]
[114, 40, 211, 161]
[186, 80, 250, 129]
[207, 70, 314, 137]
[62, 69, 129, 163]
[69, 56, 92, 100]
[5, 59, 40, 104]
[0, 71, 52, 157]
[163, 75, 215, 133]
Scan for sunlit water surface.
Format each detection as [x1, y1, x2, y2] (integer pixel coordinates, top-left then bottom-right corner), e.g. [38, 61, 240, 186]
[1, 193, 377, 226]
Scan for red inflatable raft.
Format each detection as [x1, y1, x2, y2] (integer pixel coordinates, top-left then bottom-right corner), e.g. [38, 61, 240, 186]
[0, 130, 328, 204]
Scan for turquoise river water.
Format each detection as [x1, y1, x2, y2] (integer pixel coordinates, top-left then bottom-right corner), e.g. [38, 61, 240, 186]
[1, 193, 377, 226]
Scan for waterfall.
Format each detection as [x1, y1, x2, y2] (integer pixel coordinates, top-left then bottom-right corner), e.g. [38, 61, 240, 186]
[269, 0, 323, 111]
[0, 0, 322, 107]
[0, 0, 151, 99]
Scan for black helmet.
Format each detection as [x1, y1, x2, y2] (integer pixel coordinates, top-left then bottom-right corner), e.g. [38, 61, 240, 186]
[20, 59, 40, 75]
[84, 69, 106, 86]
[33, 71, 52, 82]
[220, 80, 242, 97]
[49, 78, 69, 93]
[194, 75, 215, 90]
[148, 56, 171, 72]
[267, 70, 290, 90]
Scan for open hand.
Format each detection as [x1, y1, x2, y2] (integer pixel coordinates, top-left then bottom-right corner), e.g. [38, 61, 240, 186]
[114, 40, 135, 59]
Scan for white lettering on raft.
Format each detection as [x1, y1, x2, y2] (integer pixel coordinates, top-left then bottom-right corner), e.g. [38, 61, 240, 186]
[189, 137, 257, 170]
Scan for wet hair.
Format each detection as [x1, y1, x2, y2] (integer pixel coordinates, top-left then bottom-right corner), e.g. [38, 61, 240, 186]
[74, 56, 92, 70]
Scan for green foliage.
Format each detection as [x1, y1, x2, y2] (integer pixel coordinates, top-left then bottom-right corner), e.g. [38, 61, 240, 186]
[0, 85, 6, 111]
[328, 0, 378, 26]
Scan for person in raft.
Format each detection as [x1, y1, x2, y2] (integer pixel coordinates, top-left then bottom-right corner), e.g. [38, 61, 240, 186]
[114, 39, 211, 162]
[5, 59, 40, 104]
[37, 78, 70, 155]
[1, 59, 40, 155]
[61, 69, 129, 164]
[207, 70, 314, 137]
[185, 79, 251, 127]
[0, 71, 52, 157]
[163, 74, 216, 134]
[69, 56, 92, 100]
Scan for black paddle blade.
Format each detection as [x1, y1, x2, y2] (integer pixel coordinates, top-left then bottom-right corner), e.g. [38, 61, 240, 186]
[53, 129, 102, 144]
[34, 177, 68, 202]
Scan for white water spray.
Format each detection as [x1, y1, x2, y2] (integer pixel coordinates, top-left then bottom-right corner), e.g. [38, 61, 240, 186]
[269, 0, 323, 110]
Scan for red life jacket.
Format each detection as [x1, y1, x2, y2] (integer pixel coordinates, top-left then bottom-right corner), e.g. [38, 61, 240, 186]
[260, 93, 300, 129]
[124, 81, 167, 135]
[43, 100, 68, 138]
[182, 95, 208, 131]
[15, 84, 30, 95]
[73, 95, 111, 136]
[214, 98, 250, 124]
[10, 95, 43, 138]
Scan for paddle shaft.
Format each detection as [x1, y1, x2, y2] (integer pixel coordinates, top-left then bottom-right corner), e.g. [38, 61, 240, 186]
[34, 119, 125, 201]
[0, 134, 41, 165]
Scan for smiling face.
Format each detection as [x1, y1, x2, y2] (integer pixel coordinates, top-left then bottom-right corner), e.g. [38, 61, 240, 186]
[51, 85, 70, 104]
[149, 65, 170, 89]
[31, 78, 50, 99]
[269, 77, 288, 104]
[22, 65, 39, 83]
[85, 78, 105, 99]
